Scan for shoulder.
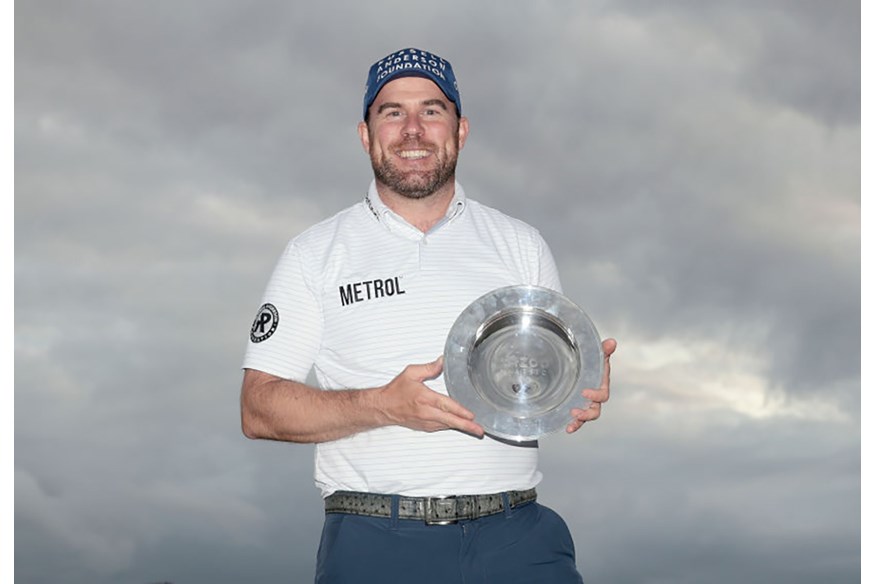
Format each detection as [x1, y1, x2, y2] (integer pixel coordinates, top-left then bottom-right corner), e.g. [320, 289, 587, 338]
[289, 200, 371, 250]
[267, 201, 371, 280]
[464, 198, 546, 241]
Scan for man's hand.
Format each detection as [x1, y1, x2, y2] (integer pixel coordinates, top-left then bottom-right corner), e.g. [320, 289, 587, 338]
[566, 338, 617, 434]
[378, 356, 485, 438]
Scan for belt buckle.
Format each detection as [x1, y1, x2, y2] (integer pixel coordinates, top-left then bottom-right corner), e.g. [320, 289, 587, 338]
[425, 497, 459, 525]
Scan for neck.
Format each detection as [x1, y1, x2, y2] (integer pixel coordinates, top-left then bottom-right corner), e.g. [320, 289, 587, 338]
[374, 179, 456, 232]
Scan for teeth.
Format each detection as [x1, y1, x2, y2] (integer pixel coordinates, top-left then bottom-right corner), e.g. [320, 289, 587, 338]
[398, 150, 430, 159]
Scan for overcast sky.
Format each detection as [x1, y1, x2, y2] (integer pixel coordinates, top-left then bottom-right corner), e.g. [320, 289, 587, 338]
[14, 1, 861, 583]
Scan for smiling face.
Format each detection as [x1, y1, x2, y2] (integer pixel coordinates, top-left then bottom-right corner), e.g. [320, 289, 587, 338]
[358, 76, 469, 200]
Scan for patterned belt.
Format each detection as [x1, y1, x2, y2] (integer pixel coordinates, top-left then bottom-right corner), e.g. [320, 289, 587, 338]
[324, 488, 537, 525]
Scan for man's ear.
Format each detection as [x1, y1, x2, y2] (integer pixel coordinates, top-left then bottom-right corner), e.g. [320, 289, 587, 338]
[457, 116, 470, 150]
[358, 121, 370, 153]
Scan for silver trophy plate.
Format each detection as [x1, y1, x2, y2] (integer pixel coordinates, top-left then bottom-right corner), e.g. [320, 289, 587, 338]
[444, 285, 603, 441]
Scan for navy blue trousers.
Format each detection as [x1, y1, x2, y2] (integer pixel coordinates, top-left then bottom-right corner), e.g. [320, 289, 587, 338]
[315, 500, 583, 583]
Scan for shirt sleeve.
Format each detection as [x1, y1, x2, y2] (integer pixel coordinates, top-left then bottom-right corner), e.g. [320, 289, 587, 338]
[535, 232, 563, 294]
[242, 240, 323, 381]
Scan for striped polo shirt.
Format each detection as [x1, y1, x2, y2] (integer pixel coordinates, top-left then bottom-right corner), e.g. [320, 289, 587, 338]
[243, 180, 562, 498]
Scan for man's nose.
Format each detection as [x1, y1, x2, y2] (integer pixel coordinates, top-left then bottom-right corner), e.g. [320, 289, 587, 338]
[402, 115, 423, 138]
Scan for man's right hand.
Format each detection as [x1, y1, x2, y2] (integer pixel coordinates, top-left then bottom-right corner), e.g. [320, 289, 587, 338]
[241, 357, 485, 444]
[378, 356, 485, 438]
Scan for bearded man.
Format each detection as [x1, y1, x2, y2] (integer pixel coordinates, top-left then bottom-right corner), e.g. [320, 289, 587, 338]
[241, 47, 616, 584]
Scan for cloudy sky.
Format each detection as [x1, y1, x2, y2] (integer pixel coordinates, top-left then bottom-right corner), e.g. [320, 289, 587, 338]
[14, 1, 861, 583]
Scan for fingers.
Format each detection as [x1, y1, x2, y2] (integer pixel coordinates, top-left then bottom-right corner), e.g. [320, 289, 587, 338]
[602, 338, 618, 357]
[566, 402, 601, 433]
[581, 337, 616, 403]
[430, 391, 484, 437]
[569, 338, 616, 434]
[384, 357, 484, 438]
[438, 412, 485, 437]
[403, 356, 444, 382]
[434, 393, 475, 420]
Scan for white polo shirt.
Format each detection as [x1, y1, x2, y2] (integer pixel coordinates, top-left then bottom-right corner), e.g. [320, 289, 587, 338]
[243, 181, 562, 497]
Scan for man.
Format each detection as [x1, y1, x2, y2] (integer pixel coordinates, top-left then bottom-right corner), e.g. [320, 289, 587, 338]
[241, 47, 616, 583]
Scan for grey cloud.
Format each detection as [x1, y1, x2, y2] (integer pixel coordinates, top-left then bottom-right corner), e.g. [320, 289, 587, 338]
[609, 0, 860, 125]
[541, 405, 860, 584]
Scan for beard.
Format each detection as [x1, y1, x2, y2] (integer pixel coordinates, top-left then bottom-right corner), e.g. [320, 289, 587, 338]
[370, 138, 459, 200]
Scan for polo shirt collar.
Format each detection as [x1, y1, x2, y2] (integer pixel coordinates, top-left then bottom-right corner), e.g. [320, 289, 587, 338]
[364, 180, 467, 238]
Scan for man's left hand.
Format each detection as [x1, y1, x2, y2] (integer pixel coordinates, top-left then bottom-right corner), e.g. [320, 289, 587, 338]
[566, 338, 617, 434]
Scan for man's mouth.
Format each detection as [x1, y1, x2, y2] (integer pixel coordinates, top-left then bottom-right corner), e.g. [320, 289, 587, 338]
[397, 149, 431, 160]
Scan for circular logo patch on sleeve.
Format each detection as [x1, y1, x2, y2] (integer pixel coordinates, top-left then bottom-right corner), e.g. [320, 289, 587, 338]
[250, 303, 279, 343]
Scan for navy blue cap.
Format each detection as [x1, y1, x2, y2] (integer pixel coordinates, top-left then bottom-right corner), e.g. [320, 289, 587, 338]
[363, 48, 461, 120]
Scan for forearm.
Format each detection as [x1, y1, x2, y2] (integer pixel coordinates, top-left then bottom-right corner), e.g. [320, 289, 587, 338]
[240, 369, 389, 443]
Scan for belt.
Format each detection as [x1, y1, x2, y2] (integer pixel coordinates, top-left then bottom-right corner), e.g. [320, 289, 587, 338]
[324, 488, 537, 525]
